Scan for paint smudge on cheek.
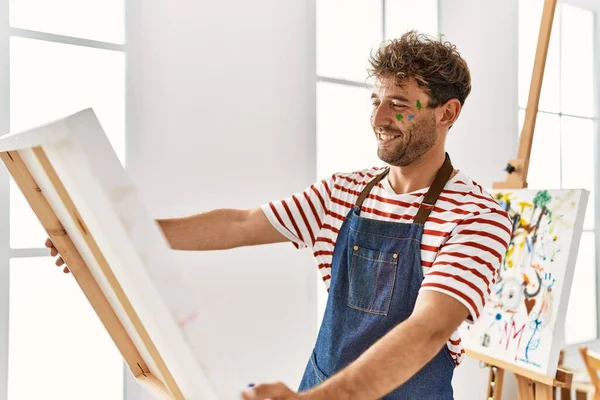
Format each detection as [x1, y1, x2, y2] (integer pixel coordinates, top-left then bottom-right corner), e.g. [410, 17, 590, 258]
[416, 99, 423, 110]
[396, 114, 416, 122]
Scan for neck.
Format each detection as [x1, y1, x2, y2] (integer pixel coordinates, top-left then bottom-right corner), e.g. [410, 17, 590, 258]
[387, 147, 448, 195]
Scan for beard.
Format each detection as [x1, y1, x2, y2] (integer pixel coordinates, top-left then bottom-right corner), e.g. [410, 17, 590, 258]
[376, 113, 438, 167]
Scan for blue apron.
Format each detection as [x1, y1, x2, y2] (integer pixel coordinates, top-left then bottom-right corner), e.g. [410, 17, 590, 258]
[299, 154, 456, 399]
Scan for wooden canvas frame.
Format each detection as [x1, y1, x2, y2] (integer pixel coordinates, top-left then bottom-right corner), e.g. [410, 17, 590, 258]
[0, 109, 221, 399]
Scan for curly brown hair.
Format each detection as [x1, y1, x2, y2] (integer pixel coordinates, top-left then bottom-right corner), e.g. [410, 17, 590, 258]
[368, 31, 471, 107]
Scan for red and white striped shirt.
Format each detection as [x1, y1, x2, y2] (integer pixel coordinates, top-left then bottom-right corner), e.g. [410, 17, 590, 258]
[261, 166, 512, 366]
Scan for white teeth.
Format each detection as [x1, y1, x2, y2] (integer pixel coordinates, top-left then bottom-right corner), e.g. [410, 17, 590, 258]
[378, 134, 399, 141]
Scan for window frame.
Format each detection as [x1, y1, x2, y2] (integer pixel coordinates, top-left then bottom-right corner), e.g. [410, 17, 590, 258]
[0, 0, 129, 398]
[574, 0, 600, 346]
[518, 0, 600, 345]
[0, 3, 9, 398]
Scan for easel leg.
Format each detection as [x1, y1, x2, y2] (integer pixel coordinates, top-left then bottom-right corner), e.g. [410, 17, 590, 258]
[518, 376, 535, 400]
[534, 383, 553, 399]
[574, 390, 586, 400]
[487, 367, 505, 399]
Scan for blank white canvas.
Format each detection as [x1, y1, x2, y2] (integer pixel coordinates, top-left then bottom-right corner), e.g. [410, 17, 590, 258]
[461, 188, 589, 377]
[0, 109, 244, 399]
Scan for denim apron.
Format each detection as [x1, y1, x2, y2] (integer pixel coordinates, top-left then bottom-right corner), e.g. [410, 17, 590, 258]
[298, 154, 456, 399]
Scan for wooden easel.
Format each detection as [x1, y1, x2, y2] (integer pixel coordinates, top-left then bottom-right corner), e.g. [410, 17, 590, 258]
[493, 0, 556, 191]
[468, 349, 573, 399]
[468, 0, 574, 398]
[0, 148, 184, 399]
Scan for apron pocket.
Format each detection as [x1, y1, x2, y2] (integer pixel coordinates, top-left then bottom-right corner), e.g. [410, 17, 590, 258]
[348, 244, 399, 316]
[309, 351, 328, 383]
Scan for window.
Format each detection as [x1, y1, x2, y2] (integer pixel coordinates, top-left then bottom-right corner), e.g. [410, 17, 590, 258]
[518, 0, 598, 344]
[8, 258, 123, 399]
[315, 0, 439, 322]
[0, 0, 126, 398]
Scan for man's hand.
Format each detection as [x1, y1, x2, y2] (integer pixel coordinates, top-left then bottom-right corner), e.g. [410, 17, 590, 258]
[45, 238, 70, 273]
[241, 382, 310, 400]
[240, 291, 468, 400]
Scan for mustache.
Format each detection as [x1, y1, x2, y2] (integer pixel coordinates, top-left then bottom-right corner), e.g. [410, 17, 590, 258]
[375, 127, 403, 135]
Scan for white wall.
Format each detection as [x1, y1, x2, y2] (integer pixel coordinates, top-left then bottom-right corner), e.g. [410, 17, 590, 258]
[440, 0, 519, 188]
[124, 0, 521, 398]
[125, 0, 318, 398]
[440, 0, 520, 398]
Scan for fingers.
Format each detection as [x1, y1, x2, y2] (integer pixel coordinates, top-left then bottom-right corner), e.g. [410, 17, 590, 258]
[241, 389, 259, 400]
[45, 238, 70, 273]
[242, 382, 293, 400]
[46, 238, 58, 256]
[56, 257, 70, 273]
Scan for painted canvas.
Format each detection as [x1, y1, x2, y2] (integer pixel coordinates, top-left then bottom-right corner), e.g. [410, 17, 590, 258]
[461, 188, 589, 377]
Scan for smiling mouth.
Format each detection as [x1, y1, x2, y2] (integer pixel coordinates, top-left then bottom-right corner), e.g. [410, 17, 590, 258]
[377, 133, 401, 142]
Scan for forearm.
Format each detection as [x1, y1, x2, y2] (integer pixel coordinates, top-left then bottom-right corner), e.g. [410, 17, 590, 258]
[157, 209, 248, 251]
[309, 316, 448, 399]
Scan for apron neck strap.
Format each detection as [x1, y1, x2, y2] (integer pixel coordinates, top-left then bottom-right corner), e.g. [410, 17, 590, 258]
[355, 168, 390, 209]
[354, 153, 454, 225]
[413, 153, 454, 225]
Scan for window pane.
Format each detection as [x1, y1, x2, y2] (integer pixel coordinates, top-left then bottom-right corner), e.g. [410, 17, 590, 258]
[9, 37, 124, 249]
[317, 81, 384, 178]
[560, 5, 594, 118]
[561, 116, 595, 230]
[518, 0, 560, 112]
[10, 0, 124, 44]
[317, 0, 382, 82]
[8, 257, 123, 399]
[519, 110, 561, 189]
[316, 81, 384, 322]
[565, 232, 597, 345]
[385, 0, 438, 40]
[9, 178, 47, 250]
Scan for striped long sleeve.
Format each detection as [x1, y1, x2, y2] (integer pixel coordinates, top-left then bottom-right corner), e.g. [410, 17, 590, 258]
[420, 209, 512, 322]
[261, 174, 338, 250]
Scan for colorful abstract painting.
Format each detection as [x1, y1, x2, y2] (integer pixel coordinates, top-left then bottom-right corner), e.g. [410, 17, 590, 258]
[461, 188, 589, 377]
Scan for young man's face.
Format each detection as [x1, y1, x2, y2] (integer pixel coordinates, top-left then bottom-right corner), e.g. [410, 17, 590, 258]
[370, 76, 440, 167]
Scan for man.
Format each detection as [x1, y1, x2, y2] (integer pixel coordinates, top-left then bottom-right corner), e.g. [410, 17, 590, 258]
[47, 31, 512, 399]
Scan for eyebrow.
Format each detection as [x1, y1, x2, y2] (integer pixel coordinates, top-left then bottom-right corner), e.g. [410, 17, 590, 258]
[370, 93, 411, 103]
[389, 95, 410, 102]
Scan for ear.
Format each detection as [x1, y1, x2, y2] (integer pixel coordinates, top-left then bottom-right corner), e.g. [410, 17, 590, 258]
[436, 98, 462, 130]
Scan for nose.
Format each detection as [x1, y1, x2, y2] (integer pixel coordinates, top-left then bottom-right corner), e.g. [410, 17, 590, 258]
[371, 103, 394, 130]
